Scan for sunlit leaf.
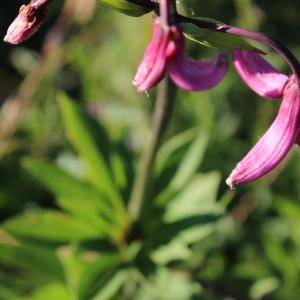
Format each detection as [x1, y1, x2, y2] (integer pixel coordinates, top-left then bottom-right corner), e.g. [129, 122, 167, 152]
[58, 94, 126, 220]
[78, 255, 123, 300]
[3, 210, 104, 242]
[22, 158, 114, 221]
[250, 277, 280, 299]
[20, 282, 69, 300]
[156, 131, 209, 206]
[165, 172, 222, 221]
[155, 128, 197, 176]
[0, 243, 64, 282]
[182, 22, 263, 52]
[98, 0, 152, 17]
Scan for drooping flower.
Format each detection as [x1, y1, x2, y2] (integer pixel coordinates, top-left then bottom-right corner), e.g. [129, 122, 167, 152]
[233, 49, 289, 99]
[133, 18, 228, 92]
[226, 75, 300, 188]
[4, 0, 50, 45]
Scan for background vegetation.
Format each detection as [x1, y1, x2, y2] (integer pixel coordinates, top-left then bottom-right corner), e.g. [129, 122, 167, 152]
[1, 0, 300, 299]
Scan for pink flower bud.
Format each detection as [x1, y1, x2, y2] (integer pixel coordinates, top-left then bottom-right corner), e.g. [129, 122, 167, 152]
[226, 75, 300, 188]
[233, 50, 288, 99]
[4, 1, 48, 45]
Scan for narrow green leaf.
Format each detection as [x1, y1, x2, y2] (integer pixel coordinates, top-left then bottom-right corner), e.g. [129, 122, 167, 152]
[21, 283, 70, 300]
[250, 277, 280, 299]
[78, 255, 123, 300]
[155, 128, 197, 176]
[3, 210, 104, 242]
[58, 94, 126, 219]
[23, 158, 113, 220]
[165, 172, 222, 222]
[182, 22, 263, 52]
[98, 0, 152, 17]
[91, 270, 129, 300]
[169, 130, 209, 190]
[158, 173, 222, 245]
[155, 131, 209, 206]
[0, 243, 64, 282]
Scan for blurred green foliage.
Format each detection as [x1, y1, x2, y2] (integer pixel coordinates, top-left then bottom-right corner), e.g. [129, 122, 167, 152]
[0, 0, 300, 299]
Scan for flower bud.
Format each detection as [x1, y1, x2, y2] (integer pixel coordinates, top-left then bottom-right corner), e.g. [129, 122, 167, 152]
[4, 1, 48, 45]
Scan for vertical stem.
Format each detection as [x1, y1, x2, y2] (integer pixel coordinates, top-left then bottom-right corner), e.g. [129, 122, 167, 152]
[128, 77, 176, 222]
[160, 0, 170, 26]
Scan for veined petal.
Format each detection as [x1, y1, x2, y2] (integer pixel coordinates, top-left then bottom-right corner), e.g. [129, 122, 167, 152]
[133, 19, 179, 92]
[226, 76, 300, 188]
[233, 50, 288, 99]
[169, 53, 228, 91]
[4, 3, 47, 45]
[133, 19, 164, 89]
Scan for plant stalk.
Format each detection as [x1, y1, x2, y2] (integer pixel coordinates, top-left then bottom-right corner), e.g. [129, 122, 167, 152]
[175, 14, 300, 83]
[128, 77, 176, 222]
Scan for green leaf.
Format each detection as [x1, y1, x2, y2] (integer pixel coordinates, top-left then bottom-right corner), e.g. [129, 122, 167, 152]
[159, 214, 221, 246]
[78, 255, 123, 300]
[169, 130, 209, 190]
[58, 94, 126, 219]
[136, 268, 200, 300]
[250, 277, 280, 299]
[182, 22, 262, 51]
[21, 283, 70, 300]
[155, 128, 198, 176]
[91, 270, 129, 300]
[3, 210, 104, 242]
[22, 158, 123, 240]
[156, 130, 209, 206]
[157, 172, 222, 245]
[23, 158, 123, 231]
[165, 172, 222, 222]
[0, 243, 64, 282]
[22, 158, 113, 220]
[98, 0, 152, 17]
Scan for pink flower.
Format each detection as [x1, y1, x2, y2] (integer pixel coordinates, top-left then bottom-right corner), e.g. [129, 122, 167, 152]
[233, 50, 289, 99]
[133, 18, 228, 92]
[4, 0, 49, 45]
[226, 75, 300, 188]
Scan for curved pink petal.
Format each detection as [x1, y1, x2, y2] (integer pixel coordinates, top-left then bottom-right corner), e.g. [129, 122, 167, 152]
[226, 76, 300, 188]
[133, 19, 179, 92]
[233, 50, 288, 99]
[168, 53, 228, 91]
[4, 3, 47, 45]
[133, 20, 164, 89]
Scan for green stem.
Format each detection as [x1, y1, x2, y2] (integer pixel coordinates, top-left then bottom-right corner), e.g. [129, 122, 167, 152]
[128, 77, 176, 222]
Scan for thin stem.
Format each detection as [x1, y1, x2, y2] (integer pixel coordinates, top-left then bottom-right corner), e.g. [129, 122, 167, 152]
[160, 0, 170, 26]
[220, 25, 300, 81]
[128, 77, 176, 222]
[175, 14, 300, 83]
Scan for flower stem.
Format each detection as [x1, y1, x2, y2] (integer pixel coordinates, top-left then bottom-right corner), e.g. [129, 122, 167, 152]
[128, 77, 176, 222]
[219, 25, 300, 81]
[175, 14, 300, 83]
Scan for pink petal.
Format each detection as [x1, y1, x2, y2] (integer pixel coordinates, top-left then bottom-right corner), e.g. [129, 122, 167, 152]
[169, 53, 228, 91]
[4, 3, 47, 45]
[133, 20, 165, 89]
[133, 19, 181, 92]
[226, 75, 300, 188]
[233, 50, 288, 99]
